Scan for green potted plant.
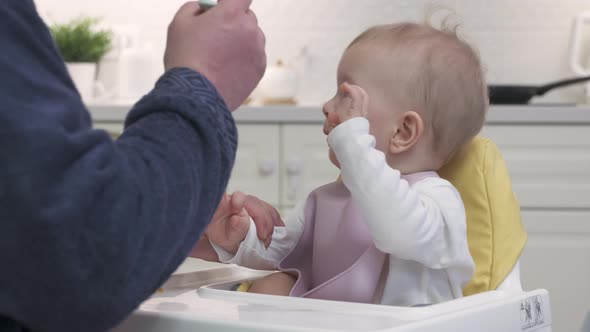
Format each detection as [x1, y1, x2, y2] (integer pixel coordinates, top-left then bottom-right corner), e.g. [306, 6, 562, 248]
[50, 17, 112, 102]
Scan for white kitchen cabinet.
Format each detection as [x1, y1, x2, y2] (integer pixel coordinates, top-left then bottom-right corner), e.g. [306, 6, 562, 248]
[92, 105, 590, 332]
[94, 121, 282, 206]
[226, 125, 280, 206]
[280, 125, 340, 208]
[520, 210, 590, 332]
[481, 126, 590, 209]
[480, 125, 590, 332]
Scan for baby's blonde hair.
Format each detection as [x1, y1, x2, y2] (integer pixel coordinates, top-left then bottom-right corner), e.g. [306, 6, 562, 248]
[348, 19, 488, 160]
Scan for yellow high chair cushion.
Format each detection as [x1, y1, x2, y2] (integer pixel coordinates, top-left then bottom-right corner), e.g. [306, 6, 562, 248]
[439, 136, 527, 295]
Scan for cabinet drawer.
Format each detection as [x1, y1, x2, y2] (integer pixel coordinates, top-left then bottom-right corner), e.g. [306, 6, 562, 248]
[227, 125, 280, 206]
[520, 210, 590, 332]
[481, 126, 590, 208]
[281, 125, 340, 207]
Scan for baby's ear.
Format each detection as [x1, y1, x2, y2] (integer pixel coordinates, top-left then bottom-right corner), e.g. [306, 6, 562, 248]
[389, 111, 424, 154]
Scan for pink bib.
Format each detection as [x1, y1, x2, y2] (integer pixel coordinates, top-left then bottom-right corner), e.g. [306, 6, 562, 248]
[278, 172, 438, 303]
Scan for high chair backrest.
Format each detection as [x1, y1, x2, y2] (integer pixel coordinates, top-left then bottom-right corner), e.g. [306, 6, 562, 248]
[438, 137, 527, 295]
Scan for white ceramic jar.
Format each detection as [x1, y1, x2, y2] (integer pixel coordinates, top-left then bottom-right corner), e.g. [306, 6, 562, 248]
[256, 60, 299, 105]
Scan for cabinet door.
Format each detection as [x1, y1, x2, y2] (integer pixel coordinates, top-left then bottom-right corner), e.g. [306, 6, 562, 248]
[227, 124, 280, 206]
[481, 126, 590, 209]
[281, 125, 340, 207]
[520, 210, 590, 332]
[94, 122, 281, 205]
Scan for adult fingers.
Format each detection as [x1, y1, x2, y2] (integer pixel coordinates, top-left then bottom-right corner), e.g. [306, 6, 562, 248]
[229, 191, 247, 215]
[209, 193, 230, 223]
[243, 195, 272, 243]
[217, 0, 253, 13]
[174, 1, 201, 19]
[268, 201, 284, 226]
[257, 27, 267, 66]
[246, 9, 258, 25]
[249, 195, 284, 227]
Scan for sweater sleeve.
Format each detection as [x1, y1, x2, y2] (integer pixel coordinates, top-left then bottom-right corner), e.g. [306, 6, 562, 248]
[328, 118, 473, 271]
[0, 1, 237, 332]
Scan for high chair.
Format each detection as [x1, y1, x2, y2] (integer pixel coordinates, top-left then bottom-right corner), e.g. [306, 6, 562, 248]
[114, 137, 551, 332]
[438, 136, 527, 294]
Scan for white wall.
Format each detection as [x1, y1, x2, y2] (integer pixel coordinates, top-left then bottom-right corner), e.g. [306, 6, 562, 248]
[35, 0, 590, 105]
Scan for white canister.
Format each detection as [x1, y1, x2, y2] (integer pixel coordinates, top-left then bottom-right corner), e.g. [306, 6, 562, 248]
[256, 60, 299, 105]
[570, 11, 590, 103]
[66, 62, 99, 103]
[97, 26, 162, 103]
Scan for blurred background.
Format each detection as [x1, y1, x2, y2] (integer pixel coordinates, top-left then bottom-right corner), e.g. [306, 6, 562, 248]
[31, 2, 590, 332]
[36, 0, 590, 105]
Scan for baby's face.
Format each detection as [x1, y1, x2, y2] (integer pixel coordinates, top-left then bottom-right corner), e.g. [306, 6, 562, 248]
[322, 45, 401, 168]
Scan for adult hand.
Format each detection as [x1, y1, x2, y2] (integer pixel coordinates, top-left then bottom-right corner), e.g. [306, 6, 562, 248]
[205, 193, 251, 254]
[203, 191, 284, 254]
[164, 0, 267, 110]
[241, 192, 284, 246]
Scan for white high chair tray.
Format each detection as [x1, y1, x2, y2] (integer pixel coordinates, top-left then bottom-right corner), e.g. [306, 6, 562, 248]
[114, 259, 552, 332]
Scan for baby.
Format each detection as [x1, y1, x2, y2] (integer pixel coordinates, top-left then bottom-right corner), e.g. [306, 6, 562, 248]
[206, 21, 487, 306]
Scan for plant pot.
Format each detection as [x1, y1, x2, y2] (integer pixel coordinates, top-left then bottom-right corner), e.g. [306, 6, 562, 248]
[66, 62, 97, 102]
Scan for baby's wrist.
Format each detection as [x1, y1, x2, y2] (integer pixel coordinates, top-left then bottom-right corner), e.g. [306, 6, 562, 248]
[226, 243, 240, 255]
[224, 236, 246, 255]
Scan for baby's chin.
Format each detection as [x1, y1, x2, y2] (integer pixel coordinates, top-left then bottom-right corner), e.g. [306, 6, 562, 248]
[329, 148, 341, 169]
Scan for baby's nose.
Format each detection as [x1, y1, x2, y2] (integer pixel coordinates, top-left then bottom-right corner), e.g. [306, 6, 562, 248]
[322, 104, 337, 135]
[323, 121, 331, 136]
[322, 102, 330, 118]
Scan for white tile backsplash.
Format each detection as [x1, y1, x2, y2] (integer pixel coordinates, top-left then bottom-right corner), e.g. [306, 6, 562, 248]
[35, 0, 590, 105]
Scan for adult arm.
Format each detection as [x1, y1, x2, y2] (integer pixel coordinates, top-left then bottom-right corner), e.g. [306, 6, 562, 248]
[0, 0, 264, 331]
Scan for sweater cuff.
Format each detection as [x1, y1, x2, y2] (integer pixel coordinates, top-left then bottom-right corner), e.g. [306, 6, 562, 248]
[124, 67, 230, 129]
[123, 67, 237, 170]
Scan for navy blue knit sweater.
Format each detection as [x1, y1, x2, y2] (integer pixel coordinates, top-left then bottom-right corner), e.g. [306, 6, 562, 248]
[0, 1, 237, 331]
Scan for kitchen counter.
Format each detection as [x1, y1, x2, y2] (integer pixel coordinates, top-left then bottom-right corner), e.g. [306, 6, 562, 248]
[173, 258, 226, 275]
[89, 103, 590, 125]
[92, 102, 590, 332]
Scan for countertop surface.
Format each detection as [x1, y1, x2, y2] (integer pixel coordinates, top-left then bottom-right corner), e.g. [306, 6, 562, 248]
[173, 258, 226, 275]
[89, 103, 590, 125]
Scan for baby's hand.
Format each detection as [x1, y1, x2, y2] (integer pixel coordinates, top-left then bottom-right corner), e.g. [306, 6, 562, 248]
[205, 192, 251, 254]
[334, 82, 369, 123]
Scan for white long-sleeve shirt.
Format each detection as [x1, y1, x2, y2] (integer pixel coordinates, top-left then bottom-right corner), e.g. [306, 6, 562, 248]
[212, 117, 474, 306]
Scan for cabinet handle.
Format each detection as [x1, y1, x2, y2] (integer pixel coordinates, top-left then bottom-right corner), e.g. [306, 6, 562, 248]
[286, 158, 304, 201]
[286, 158, 304, 175]
[258, 159, 276, 176]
